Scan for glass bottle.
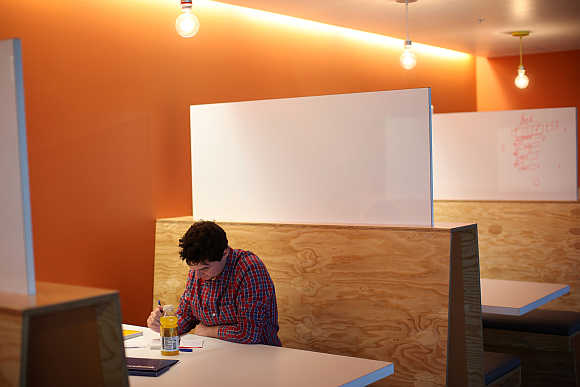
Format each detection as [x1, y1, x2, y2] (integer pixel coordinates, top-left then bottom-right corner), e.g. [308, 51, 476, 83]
[160, 316, 179, 356]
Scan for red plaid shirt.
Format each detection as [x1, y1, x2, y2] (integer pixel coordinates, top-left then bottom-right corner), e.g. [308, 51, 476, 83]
[176, 247, 282, 346]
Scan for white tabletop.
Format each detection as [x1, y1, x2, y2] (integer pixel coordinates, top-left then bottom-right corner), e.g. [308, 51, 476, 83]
[123, 325, 393, 387]
[480, 278, 570, 316]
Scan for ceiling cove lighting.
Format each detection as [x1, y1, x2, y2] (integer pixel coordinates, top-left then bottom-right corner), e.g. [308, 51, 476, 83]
[176, 0, 200, 38]
[192, 1, 469, 61]
[398, 0, 417, 70]
[512, 31, 530, 89]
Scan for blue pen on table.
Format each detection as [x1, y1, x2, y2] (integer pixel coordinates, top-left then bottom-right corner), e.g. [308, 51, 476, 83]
[179, 348, 193, 352]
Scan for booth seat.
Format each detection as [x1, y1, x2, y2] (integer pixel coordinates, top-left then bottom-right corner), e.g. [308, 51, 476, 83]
[482, 309, 580, 387]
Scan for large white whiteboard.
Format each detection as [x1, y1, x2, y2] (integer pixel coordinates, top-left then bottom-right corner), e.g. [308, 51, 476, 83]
[190, 89, 433, 226]
[433, 107, 578, 201]
[0, 39, 36, 294]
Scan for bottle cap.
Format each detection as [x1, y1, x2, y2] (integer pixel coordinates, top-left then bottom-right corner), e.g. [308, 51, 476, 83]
[163, 304, 176, 316]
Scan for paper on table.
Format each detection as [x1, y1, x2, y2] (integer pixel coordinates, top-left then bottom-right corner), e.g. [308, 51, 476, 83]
[124, 336, 146, 348]
[150, 338, 161, 350]
[180, 335, 204, 348]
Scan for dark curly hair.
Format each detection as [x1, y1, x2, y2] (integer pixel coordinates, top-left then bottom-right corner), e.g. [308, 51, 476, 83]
[179, 221, 228, 265]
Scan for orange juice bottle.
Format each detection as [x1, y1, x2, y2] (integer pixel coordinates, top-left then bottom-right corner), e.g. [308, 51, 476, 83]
[160, 316, 179, 356]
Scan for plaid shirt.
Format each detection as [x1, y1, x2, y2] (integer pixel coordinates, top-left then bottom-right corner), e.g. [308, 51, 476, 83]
[176, 247, 282, 346]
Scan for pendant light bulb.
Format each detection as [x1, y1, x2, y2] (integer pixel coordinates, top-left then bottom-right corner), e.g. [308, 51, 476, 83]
[400, 41, 417, 70]
[514, 65, 529, 89]
[399, 0, 417, 70]
[512, 31, 531, 89]
[176, 1, 199, 38]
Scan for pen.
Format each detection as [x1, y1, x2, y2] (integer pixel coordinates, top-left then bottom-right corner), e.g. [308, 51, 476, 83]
[158, 299, 163, 312]
[179, 348, 193, 352]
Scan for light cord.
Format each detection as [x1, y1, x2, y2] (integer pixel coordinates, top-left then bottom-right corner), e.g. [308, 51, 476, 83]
[405, 0, 410, 42]
[519, 36, 523, 67]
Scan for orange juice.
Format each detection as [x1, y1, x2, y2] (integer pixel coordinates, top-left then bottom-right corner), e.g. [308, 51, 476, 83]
[160, 316, 179, 356]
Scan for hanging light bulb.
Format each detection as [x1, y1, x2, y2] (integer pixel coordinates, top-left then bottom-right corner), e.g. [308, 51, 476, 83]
[400, 41, 417, 70]
[399, 0, 417, 70]
[514, 65, 529, 89]
[512, 31, 530, 89]
[176, 0, 200, 38]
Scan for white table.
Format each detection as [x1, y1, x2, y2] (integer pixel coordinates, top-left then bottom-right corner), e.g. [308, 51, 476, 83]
[480, 278, 570, 315]
[123, 325, 393, 387]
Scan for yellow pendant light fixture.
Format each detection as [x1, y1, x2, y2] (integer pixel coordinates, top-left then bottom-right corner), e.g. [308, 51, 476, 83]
[512, 31, 530, 89]
[397, 0, 417, 70]
[176, 0, 200, 38]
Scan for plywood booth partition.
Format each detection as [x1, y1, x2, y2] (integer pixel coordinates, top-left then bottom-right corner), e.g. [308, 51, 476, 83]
[154, 217, 484, 386]
[434, 195, 580, 313]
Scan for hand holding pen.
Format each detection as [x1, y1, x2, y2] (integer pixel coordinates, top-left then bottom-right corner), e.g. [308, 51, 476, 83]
[146, 299, 164, 333]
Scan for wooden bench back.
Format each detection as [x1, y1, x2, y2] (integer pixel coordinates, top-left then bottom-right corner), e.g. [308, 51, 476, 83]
[435, 197, 580, 313]
[154, 218, 484, 386]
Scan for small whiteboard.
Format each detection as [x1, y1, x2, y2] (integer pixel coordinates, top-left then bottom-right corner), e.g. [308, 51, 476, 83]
[191, 89, 433, 226]
[433, 107, 578, 201]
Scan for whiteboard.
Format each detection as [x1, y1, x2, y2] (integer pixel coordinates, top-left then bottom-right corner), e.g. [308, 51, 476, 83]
[433, 107, 578, 201]
[0, 39, 36, 294]
[190, 89, 433, 226]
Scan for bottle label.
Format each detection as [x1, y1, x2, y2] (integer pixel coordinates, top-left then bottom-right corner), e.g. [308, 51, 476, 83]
[162, 336, 179, 351]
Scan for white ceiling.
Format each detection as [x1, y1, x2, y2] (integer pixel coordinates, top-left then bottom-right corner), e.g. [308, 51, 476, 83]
[214, 0, 580, 57]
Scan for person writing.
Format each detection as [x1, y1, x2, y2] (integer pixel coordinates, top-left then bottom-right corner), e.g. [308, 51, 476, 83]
[147, 221, 281, 346]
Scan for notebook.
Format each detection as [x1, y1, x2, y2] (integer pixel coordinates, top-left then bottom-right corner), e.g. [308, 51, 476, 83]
[126, 357, 179, 377]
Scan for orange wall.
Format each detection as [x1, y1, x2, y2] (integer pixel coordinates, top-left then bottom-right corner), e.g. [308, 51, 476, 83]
[0, 0, 475, 324]
[476, 50, 580, 185]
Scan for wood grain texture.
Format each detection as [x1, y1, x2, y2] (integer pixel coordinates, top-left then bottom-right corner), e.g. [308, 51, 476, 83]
[484, 328, 573, 352]
[434, 199, 580, 312]
[448, 226, 484, 387]
[153, 219, 192, 309]
[95, 297, 129, 387]
[0, 282, 120, 312]
[0, 283, 128, 387]
[154, 217, 482, 386]
[26, 305, 104, 387]
[0, 311, 22, 387]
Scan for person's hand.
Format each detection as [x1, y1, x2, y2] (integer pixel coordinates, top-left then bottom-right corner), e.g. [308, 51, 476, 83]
[147, 306, 163, 333]
[194, 323, 219, 338]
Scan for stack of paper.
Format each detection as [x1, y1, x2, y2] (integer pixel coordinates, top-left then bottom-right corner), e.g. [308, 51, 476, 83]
[179, 335, 204, 349]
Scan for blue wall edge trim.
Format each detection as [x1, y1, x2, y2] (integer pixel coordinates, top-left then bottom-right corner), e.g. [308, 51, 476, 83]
[519, 286, 570, 315]
[339, 363, 394, 387]
[428, 88, 433, 227]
